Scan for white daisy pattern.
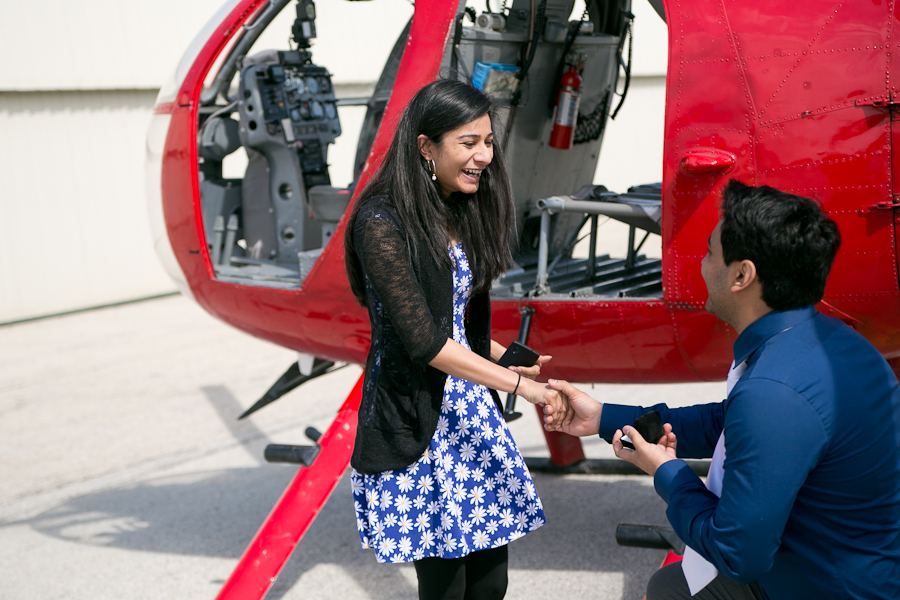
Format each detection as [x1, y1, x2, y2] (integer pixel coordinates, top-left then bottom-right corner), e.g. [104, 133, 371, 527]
[351, 244, 545, 563]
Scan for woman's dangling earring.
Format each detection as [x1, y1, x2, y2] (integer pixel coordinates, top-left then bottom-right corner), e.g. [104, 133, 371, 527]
[429, 159, 437, 181]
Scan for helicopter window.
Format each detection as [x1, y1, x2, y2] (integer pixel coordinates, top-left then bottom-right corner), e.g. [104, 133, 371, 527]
[455, 0, 663, 300]
[195, 0, 413, 290]
[492, 183, 662, 300]
[195, 0, 661, 300]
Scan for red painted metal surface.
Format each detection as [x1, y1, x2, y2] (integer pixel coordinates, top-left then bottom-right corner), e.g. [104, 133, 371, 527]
[156, 0, 900, 392]
[679, 148, 735, 176]
[152, 0, 900, 490]
[659, 550, 683, 568]
[662, 0, 900, 357]
[156, 0, 733, 386]
[149, 0, 900, 595]
[215, 374, 363, 600]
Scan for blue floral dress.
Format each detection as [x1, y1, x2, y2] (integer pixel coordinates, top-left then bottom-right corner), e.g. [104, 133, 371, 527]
[351, 243, 546, 563]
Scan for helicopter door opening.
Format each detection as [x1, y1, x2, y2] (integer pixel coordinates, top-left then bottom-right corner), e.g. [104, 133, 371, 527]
[195, 0, 409, 289]
[493, 183, 662, 299]
[194, 0, 663, 298]
[444, 0, 663, 301]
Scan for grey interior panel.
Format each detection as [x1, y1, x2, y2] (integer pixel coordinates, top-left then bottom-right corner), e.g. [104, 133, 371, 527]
[241, 148, 279, 260]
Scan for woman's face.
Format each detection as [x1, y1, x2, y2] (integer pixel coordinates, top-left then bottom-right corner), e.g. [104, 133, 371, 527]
[418, 114, 494, 198]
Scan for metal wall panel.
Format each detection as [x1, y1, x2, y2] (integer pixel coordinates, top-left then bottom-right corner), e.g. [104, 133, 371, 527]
[593, 76, 667, 193]
[0, 90, 176, 323]
[626, 0, 669, 76]
[0, 0, 415, 91]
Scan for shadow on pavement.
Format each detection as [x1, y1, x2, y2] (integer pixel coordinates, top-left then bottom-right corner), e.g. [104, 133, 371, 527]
[26, 467, 670, 599]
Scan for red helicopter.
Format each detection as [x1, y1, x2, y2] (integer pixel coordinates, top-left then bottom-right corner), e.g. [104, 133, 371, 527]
[147, 0, 900, 597]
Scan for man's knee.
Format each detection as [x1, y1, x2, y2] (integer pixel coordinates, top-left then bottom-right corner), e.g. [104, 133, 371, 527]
[646, 563, 691, 600]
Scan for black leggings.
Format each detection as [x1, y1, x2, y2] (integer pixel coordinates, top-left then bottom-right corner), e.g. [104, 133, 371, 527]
[413, 545, 508, 600]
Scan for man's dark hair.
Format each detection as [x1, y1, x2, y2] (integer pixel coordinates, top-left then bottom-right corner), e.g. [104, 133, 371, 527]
[720, 180, 841, 311]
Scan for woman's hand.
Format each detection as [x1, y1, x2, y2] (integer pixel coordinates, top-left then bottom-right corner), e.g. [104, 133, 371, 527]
[511, 355, 551, 381]
[431, 340, 565, 425]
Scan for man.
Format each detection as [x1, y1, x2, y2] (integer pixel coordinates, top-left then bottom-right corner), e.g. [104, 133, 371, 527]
[545, 181, 900, 599]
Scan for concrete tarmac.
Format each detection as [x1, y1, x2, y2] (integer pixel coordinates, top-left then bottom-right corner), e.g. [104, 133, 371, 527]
[0, 295, 724, 600]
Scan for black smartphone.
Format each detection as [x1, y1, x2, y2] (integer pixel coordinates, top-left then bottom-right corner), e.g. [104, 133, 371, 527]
[621, 410, 665, 450]
[496, 341, 540, 368]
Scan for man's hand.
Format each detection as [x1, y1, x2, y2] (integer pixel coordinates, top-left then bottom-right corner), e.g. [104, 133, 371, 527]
[612, 423, 677, 476]
[541, 379, 603, 436]
[519, 378, 569, 429]
[511, 354, 551, 381]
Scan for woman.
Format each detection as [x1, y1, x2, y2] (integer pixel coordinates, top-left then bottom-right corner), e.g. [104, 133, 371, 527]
[344, 79, 566, 599]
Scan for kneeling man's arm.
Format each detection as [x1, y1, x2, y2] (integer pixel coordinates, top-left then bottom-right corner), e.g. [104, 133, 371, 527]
[657, 381, 826, 583]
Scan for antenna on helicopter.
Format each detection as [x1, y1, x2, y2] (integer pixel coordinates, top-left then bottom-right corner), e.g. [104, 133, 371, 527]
[292, 0, 318, 58]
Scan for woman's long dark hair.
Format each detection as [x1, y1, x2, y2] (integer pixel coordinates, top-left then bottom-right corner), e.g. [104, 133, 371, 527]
[345, 79, 515, 305]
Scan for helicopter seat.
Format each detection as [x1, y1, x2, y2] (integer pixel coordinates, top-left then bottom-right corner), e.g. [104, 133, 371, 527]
[571, 183, 662, 235]
[308, 185, 352, 246]
[493, 183, 664, 300]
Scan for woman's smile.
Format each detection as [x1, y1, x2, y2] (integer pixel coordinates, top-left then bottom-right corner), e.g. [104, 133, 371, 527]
[461, 168, 483, 181]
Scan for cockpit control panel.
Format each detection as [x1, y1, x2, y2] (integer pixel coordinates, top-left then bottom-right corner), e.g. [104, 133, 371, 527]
[238, 50, 341, 264]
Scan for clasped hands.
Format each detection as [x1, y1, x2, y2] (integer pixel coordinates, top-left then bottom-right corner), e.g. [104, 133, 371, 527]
[532, 379, 678, 476]
[508, 356, 573, 429]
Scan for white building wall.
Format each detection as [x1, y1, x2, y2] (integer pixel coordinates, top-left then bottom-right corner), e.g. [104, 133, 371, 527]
[0, 0, 416, 91]
[0, 0, 666, 324]
[595, 0, 668, 192]
[0, 90, 171, 322]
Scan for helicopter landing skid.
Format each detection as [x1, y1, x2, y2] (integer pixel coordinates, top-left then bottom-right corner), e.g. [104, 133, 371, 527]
[215, 374, 364, 600]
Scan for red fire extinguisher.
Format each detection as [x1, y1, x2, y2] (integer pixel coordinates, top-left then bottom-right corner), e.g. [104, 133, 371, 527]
[549, 67, 583, 150]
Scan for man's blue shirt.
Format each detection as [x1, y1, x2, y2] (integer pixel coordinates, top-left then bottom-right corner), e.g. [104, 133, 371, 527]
[599, 306, 900, 599]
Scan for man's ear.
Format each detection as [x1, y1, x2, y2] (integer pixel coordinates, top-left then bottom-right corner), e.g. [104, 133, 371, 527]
[417, 135, 433, 160]
[730, 259, 758, 293]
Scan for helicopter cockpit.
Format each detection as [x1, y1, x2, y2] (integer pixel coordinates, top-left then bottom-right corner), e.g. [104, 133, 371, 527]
[195, 0, 664, 300]
[197, 0, 351, 287]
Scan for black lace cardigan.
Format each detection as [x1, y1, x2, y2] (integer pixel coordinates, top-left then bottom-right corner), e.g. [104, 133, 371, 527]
[350, 197, 500, 474]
